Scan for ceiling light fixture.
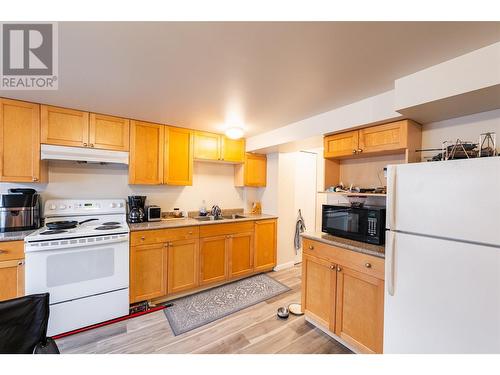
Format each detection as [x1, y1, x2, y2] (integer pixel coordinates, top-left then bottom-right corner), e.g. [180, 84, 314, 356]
[225, 126, 245, 140]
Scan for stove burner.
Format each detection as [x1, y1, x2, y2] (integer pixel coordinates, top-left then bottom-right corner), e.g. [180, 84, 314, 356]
[95, 225, 121, 230]
[102, 222, 120, 226]
[40, 230, 68, 235]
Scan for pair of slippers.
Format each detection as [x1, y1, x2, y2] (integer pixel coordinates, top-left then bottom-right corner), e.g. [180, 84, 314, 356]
[277, 303, 304, 319]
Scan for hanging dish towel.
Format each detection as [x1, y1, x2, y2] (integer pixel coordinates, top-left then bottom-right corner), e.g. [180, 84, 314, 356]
[294, 209, 306, 254]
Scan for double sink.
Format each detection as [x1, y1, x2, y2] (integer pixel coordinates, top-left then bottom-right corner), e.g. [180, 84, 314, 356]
[194, 214, 247, 222]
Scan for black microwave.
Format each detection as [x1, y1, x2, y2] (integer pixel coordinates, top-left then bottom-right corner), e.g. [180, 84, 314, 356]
[322, 204, 386, 245]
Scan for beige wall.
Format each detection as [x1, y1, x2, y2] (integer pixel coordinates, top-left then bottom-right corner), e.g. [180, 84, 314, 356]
[0, 161, 248, 214]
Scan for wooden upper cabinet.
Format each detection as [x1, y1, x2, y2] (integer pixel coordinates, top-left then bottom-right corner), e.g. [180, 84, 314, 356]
[130, 243, 168, 303]
[324, 120, 422, 160]
[228, 232, 254, 279]
[193, 131, 221, 161]
[358, 120, 407, 155]
[0, 98, 45, 183]
[129, 121, 164, 185]
[235, 153, 267, 187]
[199, 235, 227, 286]
[324, 130, 359, 158]
[254, 219, 277, 272]
[167, 239, 199, 294]
[89, 113, 130, 151]
[301, 254, 336, 330]
[41, 105, 89, 147]
[335, 265, 384, 354]
[164, 127, 193, 186]
[221, 137, 245, 163]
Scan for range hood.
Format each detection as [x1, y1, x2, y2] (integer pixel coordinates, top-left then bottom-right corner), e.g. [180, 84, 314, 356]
[41, 144, 129, 165]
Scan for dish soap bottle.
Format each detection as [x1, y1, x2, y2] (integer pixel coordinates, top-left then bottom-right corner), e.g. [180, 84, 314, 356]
[199, 200, 208, 217]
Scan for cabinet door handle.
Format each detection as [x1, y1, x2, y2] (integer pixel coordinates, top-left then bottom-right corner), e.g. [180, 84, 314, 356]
[140, 236, 145, 241]
[357, 149, 363, 153]
[352, 149, 357, 154]
[188, 231, 193, 235]
[365, 262, 372, 268]
[83, 143, 88, 147]
[18, 260, 24, 266]
[330, 265, 335, 270]
[308, 245, 314, 250]
[0, 250, 6, 254]
[169, 242, 173, 247]
[90, 144, 95, 148]
[336, 266, 342, 272]
[164, 243, 169, 248]
[32, 177, 39, 182]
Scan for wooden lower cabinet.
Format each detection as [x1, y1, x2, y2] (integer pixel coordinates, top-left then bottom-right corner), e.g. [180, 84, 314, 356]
[301, 255, 336, 329]
[199, 235, 228, 285]
[335, 265, 384, 354]
[301, 238, 384, 354]
[228, 232, 254, 279]
[167, 239, 199, 294]
[0, 259, 25, 302]
[130, 243, 168, 303]
[130, 220, 277, 302]
[254, 219, 277, 272]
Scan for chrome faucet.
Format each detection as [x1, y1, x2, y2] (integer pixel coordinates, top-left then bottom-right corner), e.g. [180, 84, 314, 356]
[211, 205, 222, 218]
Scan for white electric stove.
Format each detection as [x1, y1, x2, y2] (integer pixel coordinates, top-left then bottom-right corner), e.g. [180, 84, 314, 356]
[24, 199, 130, 336]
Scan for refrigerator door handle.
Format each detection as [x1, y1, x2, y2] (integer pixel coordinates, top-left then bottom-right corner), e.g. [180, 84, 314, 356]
[388, 166, 397, 230]
[387, 231, 396, 296]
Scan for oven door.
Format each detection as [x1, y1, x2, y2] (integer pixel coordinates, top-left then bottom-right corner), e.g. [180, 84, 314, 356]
[322, 206, 368, 242]
[25, 235, 129, 304]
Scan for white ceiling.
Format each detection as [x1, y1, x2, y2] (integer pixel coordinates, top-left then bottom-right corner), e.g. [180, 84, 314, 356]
[2, 22, 500, 136]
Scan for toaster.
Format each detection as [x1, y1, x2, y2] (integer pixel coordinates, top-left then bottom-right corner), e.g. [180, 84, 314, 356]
[145, 205, 161, 222]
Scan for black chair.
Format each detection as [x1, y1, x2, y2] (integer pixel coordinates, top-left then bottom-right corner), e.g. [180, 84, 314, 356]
[0, 293, 59, 354]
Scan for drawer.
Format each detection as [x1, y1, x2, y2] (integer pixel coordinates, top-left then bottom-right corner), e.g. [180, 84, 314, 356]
[131, 226, 199, 246]
[0, 241, 24, 261]
[303, 238, 384, 280]
[199, 221, 254, 238]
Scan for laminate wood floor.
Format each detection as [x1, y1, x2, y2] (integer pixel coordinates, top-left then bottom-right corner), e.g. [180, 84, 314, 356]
[56, 265, 352, 354]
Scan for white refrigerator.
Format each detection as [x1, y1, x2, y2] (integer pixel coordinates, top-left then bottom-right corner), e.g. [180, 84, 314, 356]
[384, 156, 500, 353]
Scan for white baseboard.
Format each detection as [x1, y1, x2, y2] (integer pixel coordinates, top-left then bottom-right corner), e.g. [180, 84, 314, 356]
[273, 261, 296, 271]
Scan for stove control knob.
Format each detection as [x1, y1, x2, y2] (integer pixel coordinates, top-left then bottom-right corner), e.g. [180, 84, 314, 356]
[49, 204, 57, 210]
[59, 204, 66, 210]
[118, 202, 124, 208]
[110, 202, 117, 208]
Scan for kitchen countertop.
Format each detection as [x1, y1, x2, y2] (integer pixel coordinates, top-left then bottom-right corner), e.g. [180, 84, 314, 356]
[301, 232, 385, 258]
[0, 229, 36, 242]
[128, 213, 278, 231]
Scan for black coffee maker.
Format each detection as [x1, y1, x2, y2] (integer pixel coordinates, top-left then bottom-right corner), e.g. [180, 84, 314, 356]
[127, 196, 146, 223]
